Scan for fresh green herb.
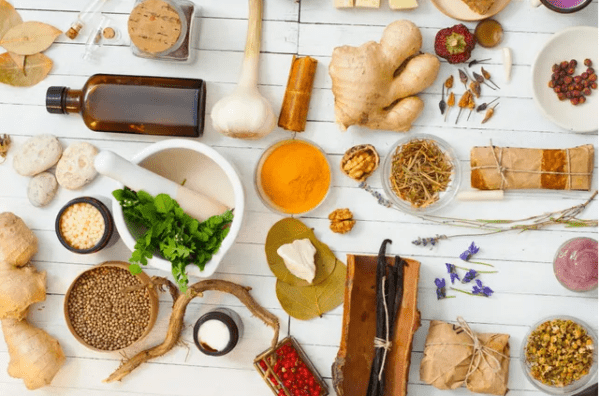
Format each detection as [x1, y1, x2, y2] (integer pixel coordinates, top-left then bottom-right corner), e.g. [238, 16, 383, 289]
[113, 187, 234, 292]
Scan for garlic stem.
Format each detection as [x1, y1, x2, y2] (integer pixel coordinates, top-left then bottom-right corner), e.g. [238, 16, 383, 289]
[239, 0, 262, 88]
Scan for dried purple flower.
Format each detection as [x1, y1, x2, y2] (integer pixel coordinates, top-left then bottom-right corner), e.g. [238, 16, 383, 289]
[460, 242, 480, 261]
[435, 278, 447, 300]
[472, 279, 494, 297]
[446, 263, 460, 284]
[462, 269, 479, 283]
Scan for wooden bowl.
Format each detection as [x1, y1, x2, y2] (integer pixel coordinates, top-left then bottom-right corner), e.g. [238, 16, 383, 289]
[64, 261, 159, 353]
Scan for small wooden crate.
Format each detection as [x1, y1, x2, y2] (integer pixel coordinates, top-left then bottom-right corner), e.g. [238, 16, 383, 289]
[254, 336, 329, 396]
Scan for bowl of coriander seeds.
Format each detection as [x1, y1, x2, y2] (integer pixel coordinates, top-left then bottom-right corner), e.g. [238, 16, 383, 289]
[521, 316, 597, 395]
[64, 261, 158, 352]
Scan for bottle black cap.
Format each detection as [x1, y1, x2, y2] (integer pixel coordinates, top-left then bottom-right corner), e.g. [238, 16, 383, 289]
[46, 86, 67, 114]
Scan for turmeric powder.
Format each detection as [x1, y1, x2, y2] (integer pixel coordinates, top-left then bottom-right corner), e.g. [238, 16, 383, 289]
[260, 140, 330, 214]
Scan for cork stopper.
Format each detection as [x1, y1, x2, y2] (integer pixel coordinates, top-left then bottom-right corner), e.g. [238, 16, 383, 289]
[103, 27, 116, 39]
[128, 0, 182, 54]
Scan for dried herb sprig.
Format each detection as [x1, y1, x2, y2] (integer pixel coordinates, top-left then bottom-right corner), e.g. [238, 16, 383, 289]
[357, 183, 598, 245]
[389, 139, 454, 208]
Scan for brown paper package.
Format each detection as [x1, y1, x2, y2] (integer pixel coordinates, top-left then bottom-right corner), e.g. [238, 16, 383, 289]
[420, 320, 510, 396]
[471, 144, 594, 190]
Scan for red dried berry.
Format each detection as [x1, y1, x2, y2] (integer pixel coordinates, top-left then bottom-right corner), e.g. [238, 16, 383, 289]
[566, 91, 573, 99]
[584, 58, 593, 67]
[560, 61, 569, 69]
[434, 24, 476, 64]
[563, 76, 573, 84]
[573, 90, 581, 97]
[579, 96, 586, 104]
[583, 80, 590, 87]
[559, 70, 567, 77]
[567, 85, 574, 91]
[587, 67, 595, 74]
[592, 82, 598, 89]
[569, 59, 577, 67]
[570, 98, 579, 105]
[574, 76, 582, 83]
[557, 92, 567, 100]
[552, 64, 560, 72]
[581, 72, 589, 79]
[567, 68, 575, 75]
[260, 361, 268, 371]
[576, 84, 584, 90]
[583, 88, 592, 96]
[589, 74, 597, 82]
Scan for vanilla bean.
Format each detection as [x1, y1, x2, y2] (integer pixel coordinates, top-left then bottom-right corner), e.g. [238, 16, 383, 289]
[366, 239, 391, 396]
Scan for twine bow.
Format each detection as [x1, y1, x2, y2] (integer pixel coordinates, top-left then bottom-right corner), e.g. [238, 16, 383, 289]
[373, 277, 392, 381]
[471, 140, 592, 190]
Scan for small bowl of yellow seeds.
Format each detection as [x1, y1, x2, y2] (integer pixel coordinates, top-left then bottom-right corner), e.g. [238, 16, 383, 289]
[55, 197, 114, 254]
[521, 316, 597, 395]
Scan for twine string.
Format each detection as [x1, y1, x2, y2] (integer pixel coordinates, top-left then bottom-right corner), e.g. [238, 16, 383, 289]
[471, 141, 591, 190]
[374, 276, 392, 382]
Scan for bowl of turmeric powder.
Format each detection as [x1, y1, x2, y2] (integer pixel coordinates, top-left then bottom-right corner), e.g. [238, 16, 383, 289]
[255, 138, 331, 215]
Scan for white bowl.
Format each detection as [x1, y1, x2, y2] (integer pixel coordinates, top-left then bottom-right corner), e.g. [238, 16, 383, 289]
[532, 26, 599, 133]
[110, 139, 244, 278]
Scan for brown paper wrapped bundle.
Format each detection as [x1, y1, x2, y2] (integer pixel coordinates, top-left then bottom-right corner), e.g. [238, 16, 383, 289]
[471, 143, 594, 190]
[278, 56, 318, 132]
[420, 318, 510, 396]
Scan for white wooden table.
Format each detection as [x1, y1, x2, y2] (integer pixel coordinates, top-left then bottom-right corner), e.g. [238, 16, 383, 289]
[0, 1, 597, 395]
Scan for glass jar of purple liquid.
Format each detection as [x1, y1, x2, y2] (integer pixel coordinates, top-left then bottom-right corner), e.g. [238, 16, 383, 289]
[532, 0, 592, 13]
[553, 237, 598, 292]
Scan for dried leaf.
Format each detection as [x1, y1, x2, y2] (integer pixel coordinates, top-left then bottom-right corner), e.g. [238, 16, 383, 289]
[0, 52, 52, 86]
[0, 0, 22, 39]
[276, 259, 346, 320]
[0, 21, 62, 55]
[266, 218, 336, 287]
[8, 51, 23, 71]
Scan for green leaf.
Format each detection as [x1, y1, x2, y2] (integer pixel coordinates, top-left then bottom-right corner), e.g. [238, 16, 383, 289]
[129, 264, 142, 275]
[276, 260, 347, 320]
[154, 194, 175, 213]
[137, 190, 153, 204]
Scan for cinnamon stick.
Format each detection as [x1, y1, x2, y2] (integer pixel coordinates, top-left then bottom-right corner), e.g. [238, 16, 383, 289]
[278, 56, 318, 132]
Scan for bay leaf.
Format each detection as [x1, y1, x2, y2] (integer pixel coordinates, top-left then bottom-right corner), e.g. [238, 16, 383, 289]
[0, 52, 52, 86]
[0, 21, 62, 55]
[276, 259, 347, 321]
[8, 51, 23, 72]
[265, 218, 336, 287]
[0, 0, 22, 39]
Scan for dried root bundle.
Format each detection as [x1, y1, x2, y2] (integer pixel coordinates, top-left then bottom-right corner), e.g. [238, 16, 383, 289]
[329, 20, 440, 132]
[0, 212, 66, 390]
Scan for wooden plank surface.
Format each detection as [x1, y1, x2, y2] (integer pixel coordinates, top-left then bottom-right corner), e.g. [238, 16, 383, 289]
[0, 0, 597, 395]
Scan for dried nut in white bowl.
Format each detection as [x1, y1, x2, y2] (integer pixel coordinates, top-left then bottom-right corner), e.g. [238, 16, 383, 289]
[13, 134, 62, 176]
[340, 144, 379, 182]
[56, 142, 98, 190]
[28, 172, 58, 207]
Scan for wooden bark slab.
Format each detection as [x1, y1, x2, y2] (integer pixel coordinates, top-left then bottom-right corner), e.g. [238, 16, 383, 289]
[332, 254, 421, 396]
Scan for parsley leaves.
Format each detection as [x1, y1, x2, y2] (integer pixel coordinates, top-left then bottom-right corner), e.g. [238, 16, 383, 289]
[113, 187, 234, 292]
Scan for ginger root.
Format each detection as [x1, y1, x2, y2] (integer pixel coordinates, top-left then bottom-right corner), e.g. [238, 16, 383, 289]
[0, 212, 66, 390]
[105, 277, 279, 383]
[329, 20, 440, 132]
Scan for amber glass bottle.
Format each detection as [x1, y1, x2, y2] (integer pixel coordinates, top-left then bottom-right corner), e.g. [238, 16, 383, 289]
[46, 74, 206, 137]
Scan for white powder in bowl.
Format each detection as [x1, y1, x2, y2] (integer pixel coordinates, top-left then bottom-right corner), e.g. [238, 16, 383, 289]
[197, 319, 231, 352]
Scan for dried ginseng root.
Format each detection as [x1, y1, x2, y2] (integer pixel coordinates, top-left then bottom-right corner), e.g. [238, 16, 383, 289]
[481, 67, 500, 89]
[278, 56, 318, 132]
[340, 144, 379, 181]
[456, 90, 472, 124]
[329, 208, 356, 234]
[444, 92, 455, 122]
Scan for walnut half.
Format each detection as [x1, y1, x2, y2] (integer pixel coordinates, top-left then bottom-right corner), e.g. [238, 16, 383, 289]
[340, 144, 379, 182]
[329, 208, 356, 234]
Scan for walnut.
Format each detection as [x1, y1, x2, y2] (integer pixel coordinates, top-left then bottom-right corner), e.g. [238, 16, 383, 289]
[329, 208, 356, 234]
[340, 144, 379, 182]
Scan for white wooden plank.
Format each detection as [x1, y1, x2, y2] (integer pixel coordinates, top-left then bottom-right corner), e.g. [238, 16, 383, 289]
[300, 0, 598, 34]
[14, 0, 300, 21]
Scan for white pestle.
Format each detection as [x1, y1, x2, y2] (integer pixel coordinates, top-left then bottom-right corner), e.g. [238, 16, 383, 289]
[94, 150, 229, 221]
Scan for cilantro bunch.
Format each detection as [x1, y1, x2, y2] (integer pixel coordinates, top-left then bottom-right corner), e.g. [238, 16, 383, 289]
[113, 187, 234, 292]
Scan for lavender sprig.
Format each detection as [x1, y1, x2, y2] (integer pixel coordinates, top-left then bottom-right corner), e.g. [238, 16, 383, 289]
[451, 279, 494, 297]
[460, 242, 494, 267]
[435, 278, 455, 300]
[462, 269, 479, 283]
[445, 263, 460, 284]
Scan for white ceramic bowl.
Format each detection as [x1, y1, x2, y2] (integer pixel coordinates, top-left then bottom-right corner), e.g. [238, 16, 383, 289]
[532, 26, 599, 133]
[110, 139, 244, 278]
